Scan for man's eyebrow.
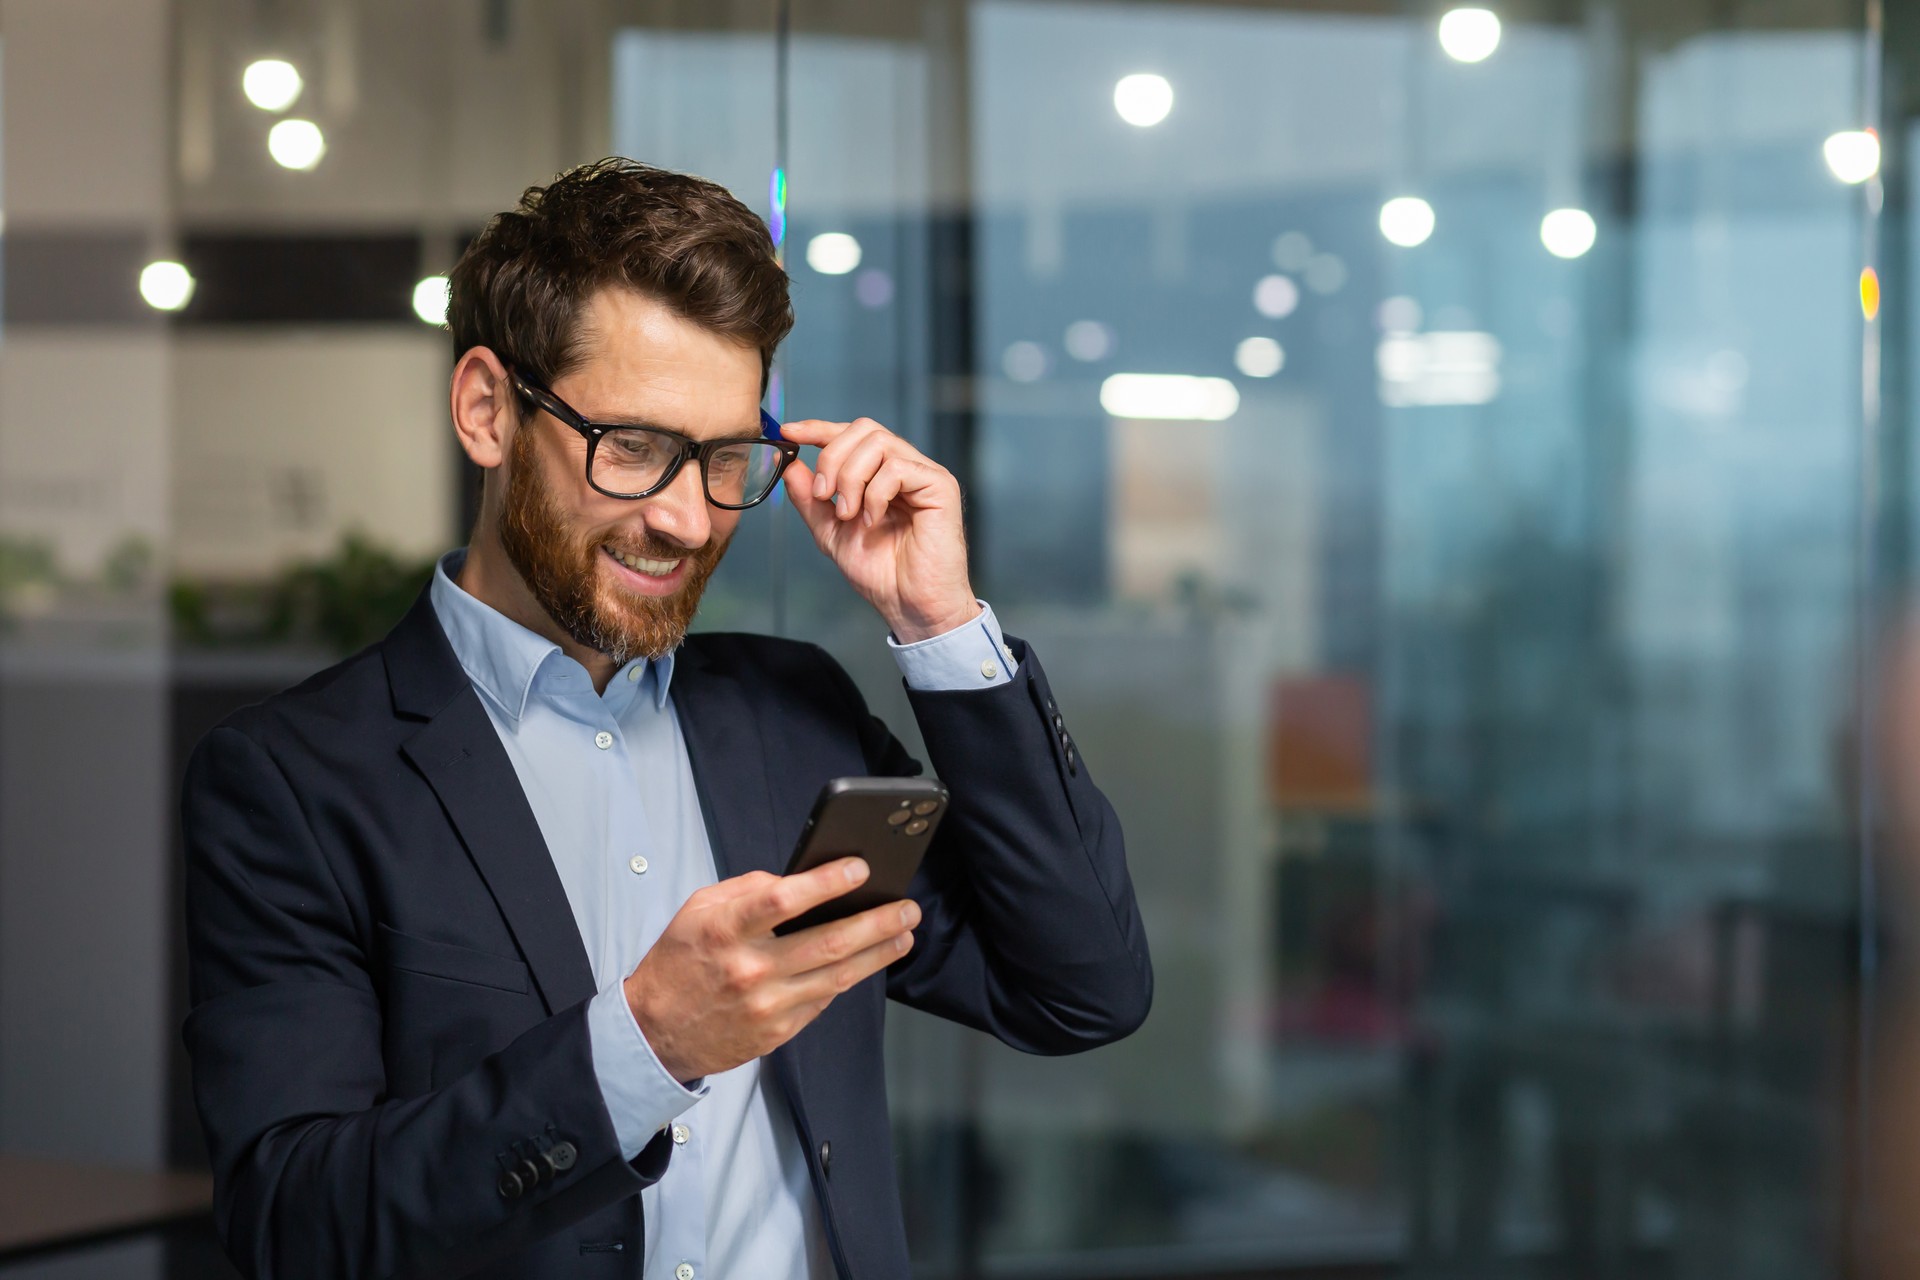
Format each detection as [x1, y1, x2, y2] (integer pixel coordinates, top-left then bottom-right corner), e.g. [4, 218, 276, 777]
[589, 413, 763, 438]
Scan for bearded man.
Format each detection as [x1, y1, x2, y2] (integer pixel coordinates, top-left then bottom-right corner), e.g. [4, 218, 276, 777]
[180, 159, 1152, 1280]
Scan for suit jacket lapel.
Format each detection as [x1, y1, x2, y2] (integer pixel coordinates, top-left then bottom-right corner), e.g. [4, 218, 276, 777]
[669, 642, 783, 881]
[384, 588, 598, 1016]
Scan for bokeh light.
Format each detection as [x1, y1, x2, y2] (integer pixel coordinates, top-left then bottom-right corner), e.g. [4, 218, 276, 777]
[1002, 341, 1048, 383]
[1825, 130, 1881, 184]
[1064, 320, 1116, 361]
[267, 118, 326, 170]
[1234, 337, 1286, 378]
[1438, 8, 1502, 63]
[805, 232, 862, 275]
[1101, 373, 1240, 420]
[1380, 197, 1436, 247]
[1540, 208, 1598, 259]
[412, 276, 450, 326]
[138, 260, 195, 312]
[242, 59, 303, 111]
[1113, 74, 1174, 127]
[1253, 275, 1301, 319]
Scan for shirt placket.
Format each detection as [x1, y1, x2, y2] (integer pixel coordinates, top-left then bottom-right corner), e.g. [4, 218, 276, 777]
[606, 687, 709, 1280]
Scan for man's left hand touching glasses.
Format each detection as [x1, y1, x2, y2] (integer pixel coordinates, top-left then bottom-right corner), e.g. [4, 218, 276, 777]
[778, 418, 979, 644]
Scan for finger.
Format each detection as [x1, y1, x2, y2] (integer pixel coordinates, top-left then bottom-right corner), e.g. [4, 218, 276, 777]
[861, 456, 948, 528]
[774, 897, 922, 976]
[781, 458, 840, 542]
[808, 418, 887, 504]
[734, 856, 871, 933]
[775, 419, 857, 448]
[824, 431, 894, 523]
[784, 929, 917, 1006]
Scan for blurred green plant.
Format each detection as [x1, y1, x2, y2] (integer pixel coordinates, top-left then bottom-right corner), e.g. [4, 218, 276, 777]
[172, 533, 436, 654]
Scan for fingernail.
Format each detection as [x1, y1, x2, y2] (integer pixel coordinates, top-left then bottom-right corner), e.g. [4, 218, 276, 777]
[899, 903, 919, 928]
[844, 859, 868, 884]
[895, 933, 912, 954]
[862, 511, 874, 529]
[814, 474, 830, 499]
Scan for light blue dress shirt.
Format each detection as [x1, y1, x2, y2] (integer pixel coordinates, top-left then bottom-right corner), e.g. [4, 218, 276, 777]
[428, 550, 1014, 1280]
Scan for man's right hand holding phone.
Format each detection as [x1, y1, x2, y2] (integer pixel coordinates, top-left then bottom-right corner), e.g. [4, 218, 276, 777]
[622, 857, 919, 1083]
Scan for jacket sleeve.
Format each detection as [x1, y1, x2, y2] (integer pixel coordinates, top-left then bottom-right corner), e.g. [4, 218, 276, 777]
[819, 636, 1154, 1053]
[181, 725, 672, 1280]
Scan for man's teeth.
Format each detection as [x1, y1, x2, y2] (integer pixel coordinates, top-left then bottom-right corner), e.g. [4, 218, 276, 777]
[611, 548, 679, 576]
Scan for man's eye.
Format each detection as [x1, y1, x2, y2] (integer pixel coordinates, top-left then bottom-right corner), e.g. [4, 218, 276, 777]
[608, 433, 664, 461]
[709, 446, 750, 473]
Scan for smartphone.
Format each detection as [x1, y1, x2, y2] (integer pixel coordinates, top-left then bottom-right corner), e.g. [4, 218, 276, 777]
[773, 777, 949, 936]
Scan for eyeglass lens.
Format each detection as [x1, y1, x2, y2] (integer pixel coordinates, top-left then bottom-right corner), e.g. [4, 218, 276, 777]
[593, 427, 787, 506]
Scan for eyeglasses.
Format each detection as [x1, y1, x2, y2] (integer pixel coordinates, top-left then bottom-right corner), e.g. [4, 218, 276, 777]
[509, 369, 799, 510]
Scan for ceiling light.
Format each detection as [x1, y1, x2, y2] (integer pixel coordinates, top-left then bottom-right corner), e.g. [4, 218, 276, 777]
[1253, 275, 1301, 319]
[268, 118, 326, 170]
[1064, 320, 1115, 361]
[412, 276, 449, 326]
[1114, 74, 1173, 128]
[1540, 208, 1597, 259]
[1824, 130, 1881, 184]
[1235, 337, 1285, 378]
[1002, 341, 1048, 383]
[806, 232, 861, 275]
[1380, 197, 1436, 248]
[1100, 373, 1240, 421]
[1438, 8, 1502, 63]
[242, 59, 303, 111]
[139, 261, 195, 312]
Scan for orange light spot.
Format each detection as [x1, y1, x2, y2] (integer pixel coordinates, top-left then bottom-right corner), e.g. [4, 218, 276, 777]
[1862, 267, 1882, 321]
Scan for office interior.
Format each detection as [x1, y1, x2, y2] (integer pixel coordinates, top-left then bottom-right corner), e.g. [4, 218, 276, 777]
[2, 0, 1918, 1276]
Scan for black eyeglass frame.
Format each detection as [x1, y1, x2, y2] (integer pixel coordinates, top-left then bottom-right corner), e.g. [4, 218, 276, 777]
[508, 368, 800, 509]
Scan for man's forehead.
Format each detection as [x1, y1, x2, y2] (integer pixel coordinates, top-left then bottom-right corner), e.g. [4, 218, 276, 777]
[562, 289, 761, 432]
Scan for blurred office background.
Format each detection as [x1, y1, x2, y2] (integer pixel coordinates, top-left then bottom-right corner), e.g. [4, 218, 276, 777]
[0, 0, 1915, 1276]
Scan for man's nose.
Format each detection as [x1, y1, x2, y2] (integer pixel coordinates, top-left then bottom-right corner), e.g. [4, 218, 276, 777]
[642, 459, 712, 548]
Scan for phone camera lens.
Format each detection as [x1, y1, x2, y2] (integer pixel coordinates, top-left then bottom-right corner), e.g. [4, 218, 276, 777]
[904, 819, 929, 835]
[912, 800, 941, 816]
[886, 809, 911, 826]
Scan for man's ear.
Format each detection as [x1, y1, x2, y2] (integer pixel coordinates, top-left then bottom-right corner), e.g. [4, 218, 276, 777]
[450, 347, 516, 470]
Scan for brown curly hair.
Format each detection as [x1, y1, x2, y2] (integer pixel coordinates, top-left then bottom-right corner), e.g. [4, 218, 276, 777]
[448, 158, 793, 389]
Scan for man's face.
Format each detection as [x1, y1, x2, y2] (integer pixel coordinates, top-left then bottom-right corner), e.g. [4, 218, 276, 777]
[496, 287, 764, 663]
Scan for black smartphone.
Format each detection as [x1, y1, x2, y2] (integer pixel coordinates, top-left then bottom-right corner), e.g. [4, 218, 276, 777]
[773, 777, 949, 936]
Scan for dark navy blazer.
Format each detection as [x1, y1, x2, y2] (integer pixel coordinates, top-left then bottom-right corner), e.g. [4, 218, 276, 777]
[181, 588, 1152, 1279]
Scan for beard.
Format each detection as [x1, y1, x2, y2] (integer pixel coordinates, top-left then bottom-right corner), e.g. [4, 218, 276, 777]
[497, 425, 730, 664]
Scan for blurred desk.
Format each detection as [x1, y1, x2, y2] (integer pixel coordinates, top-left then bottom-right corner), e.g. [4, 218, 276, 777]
[0, 1156, 213, 1263]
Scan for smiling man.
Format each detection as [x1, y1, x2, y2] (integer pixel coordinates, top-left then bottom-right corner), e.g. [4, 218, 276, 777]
[181, 159, 1152, 1280]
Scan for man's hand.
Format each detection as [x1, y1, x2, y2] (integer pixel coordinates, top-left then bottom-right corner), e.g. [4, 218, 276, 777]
[778, 418, 979, 643]
[623, 857, 920, 1083]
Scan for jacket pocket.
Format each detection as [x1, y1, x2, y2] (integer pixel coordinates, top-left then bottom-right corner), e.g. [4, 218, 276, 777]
[378, 923, 531, 994]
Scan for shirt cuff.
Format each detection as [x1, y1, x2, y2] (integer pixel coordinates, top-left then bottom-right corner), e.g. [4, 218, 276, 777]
[887, 600, 1019, 691]
[586, 980, 707, 1161]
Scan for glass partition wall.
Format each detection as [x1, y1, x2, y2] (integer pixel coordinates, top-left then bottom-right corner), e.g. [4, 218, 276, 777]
[0, 0, 1912, 1277]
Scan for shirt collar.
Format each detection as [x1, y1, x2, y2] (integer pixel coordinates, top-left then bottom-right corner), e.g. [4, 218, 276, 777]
[428, 549, 675, 720]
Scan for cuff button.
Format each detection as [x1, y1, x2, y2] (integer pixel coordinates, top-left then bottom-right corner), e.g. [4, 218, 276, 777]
[498, 1171, 524, 1199]
[548, 1141, 577, 1173]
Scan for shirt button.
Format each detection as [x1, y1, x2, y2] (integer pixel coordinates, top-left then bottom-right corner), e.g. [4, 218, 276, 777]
[594, 731, 613, 750]
[671, 1123, 690, 1145]
[629, 855, 649, 875]
[981, 659, 998, 680]
[628, 666, 642, 683]
[676, 1264, 696, 1280]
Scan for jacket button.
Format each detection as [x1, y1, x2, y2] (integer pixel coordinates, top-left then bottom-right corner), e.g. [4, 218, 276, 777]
[543, 1141, 578, 1176]
[819, 1140, 831, 1173]
[498, 1170, 524, 1199]
[517, 1156, 543, 1186]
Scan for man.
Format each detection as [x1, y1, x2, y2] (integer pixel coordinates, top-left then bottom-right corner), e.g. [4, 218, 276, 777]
[182, 158, 1151, 1280]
